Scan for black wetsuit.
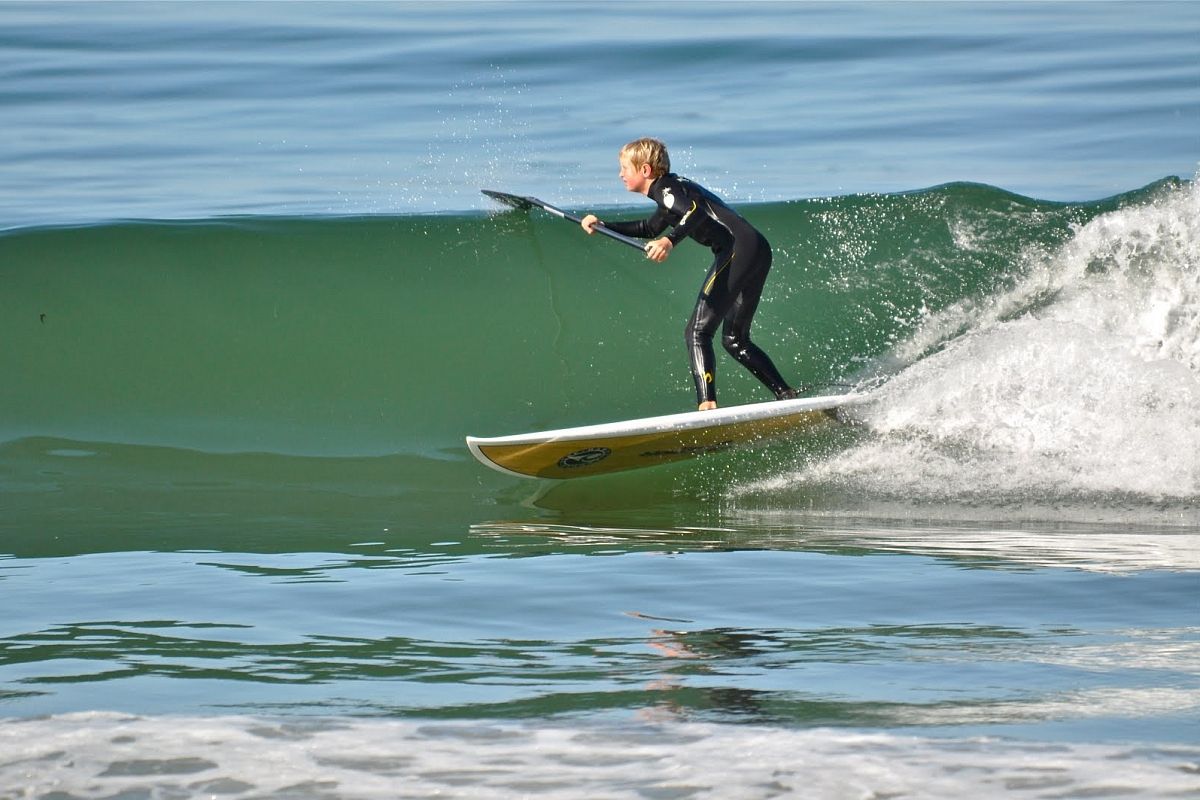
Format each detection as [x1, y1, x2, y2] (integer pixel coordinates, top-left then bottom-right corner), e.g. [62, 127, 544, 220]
[604, 173, 794, 405]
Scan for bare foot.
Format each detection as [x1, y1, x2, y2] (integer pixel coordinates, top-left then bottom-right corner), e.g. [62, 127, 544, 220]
[698, 401, 718, 411]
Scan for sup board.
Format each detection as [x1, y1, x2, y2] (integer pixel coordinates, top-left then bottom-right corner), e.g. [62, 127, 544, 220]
[466, 393, 864, 479]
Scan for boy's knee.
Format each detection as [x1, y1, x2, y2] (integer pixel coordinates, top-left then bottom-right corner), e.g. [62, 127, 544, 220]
[722, 329, 745, 356]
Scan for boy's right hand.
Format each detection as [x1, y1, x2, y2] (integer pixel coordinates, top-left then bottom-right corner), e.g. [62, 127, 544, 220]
[580, 214, 599, 234]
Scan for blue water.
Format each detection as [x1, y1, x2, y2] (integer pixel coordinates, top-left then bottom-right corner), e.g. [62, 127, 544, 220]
[2, 2, 1199, 798]
[2, 1, 1196, 228]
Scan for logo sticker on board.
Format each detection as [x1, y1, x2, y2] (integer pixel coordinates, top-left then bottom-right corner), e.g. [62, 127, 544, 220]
[557, 447, 612, 469]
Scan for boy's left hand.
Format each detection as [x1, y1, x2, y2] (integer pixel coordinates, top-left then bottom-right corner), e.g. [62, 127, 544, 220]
[645, 237, 673, 262]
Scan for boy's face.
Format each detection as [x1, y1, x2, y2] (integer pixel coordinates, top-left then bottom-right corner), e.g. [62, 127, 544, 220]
[619, 155, 654, 195]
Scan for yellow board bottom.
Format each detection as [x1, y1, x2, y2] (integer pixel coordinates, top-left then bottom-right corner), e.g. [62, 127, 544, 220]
[468, 404, 842, 479]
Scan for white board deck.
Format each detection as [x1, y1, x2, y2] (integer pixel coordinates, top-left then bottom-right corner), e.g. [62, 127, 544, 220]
[466, 393, 864, 479]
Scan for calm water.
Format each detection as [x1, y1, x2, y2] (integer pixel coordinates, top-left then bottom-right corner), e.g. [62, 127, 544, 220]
[1, 2, 1199, 798]
[2, 0, 1197, 227]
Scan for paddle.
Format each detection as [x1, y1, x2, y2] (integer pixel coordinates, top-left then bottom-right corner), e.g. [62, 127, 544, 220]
[482, 189, 647, 253]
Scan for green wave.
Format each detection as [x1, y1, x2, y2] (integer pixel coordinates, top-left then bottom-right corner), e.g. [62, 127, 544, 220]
[0, 179, 1182, 457]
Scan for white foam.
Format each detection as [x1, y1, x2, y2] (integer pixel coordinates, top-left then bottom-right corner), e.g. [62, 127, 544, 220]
[2, 713, 1197, 799]
[761, 179, 1200, 510]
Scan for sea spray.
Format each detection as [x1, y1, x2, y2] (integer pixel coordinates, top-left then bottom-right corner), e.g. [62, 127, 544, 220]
[748, 178, 1200, 505]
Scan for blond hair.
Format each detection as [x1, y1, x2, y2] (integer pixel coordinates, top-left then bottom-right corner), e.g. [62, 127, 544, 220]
[620, 137, 670, 179]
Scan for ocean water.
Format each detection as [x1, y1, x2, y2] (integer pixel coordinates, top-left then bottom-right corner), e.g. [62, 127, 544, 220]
[2, 2, 1199, 798]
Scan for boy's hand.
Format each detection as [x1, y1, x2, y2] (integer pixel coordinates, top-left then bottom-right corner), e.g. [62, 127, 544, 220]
[645, 237, 673, 262]
[580, 214, 600, 234]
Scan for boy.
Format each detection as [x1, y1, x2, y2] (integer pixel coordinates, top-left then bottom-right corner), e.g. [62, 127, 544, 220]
[581, 137, 799, 411]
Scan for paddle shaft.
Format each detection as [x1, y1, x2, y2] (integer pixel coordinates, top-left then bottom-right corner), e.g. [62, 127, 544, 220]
[536, 202, 647, 252]
[483, 190, 647, 253]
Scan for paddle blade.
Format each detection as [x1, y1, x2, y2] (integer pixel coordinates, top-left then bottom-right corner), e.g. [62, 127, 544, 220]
[481, 189, 536, 211]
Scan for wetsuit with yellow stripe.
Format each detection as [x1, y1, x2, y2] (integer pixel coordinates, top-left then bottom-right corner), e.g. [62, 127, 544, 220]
[602, 173, 795, 406]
